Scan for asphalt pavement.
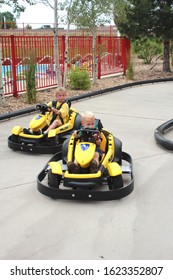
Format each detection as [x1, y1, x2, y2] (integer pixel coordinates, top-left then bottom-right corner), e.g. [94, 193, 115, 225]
[1, 81, 173, 260]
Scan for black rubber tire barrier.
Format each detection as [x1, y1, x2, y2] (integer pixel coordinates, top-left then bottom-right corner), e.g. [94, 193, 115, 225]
[154, 119, 173, 151]
[1, 77, 173, 121]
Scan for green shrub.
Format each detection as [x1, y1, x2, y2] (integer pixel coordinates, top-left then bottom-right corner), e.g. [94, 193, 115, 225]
[132, 37, 163, 64]
[25, 56, 37, 103]
[68, 67, 91, 90]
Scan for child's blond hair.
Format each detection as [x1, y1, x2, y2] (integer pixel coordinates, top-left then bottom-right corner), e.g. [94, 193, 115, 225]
[55, 87, 67, 96]
[81, 111, 95, 121]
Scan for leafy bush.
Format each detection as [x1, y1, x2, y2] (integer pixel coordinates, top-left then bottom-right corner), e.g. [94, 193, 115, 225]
[68, 67, 91, 90]
[132, 37, 163, 64]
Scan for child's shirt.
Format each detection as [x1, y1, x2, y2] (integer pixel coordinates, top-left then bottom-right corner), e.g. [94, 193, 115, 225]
[47, 100, 69, 124]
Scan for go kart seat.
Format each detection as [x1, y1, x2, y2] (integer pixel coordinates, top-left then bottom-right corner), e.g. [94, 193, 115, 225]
[98, 131, 108, 164]
[100, 131, 107, 153]
[73, 114, 82, 130]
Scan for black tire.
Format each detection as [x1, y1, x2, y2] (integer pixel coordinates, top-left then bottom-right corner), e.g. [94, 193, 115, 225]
[108, 174, 123, 190]
[113, 137, 122, 165]
[48, 170, 61, 188]
[11, 134, 19, 143]
[49, 135, 59, 145]
[62, 137, 70, 162]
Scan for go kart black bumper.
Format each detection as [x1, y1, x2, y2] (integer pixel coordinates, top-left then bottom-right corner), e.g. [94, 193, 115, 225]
[37, 152, 134, 201]
[8, 135, 63, 154]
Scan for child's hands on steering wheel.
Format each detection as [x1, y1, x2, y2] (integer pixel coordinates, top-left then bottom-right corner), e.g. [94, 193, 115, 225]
[73, 128, 101, 144]
[93, 133, 99, 141]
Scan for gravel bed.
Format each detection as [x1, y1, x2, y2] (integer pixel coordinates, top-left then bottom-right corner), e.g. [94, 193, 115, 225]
[1, 57, 173, 115]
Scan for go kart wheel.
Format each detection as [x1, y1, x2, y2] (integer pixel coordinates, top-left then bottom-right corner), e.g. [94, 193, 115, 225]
[49, 135, 59, 145]
[113, 137, 122, 165]
[108, 175, 123, 190]
[48, 170, 61, 188]
[62, 137, 69, 162]
[11, 134, 19, 143]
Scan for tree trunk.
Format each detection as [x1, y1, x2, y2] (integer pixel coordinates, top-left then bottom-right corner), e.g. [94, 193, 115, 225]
[163, 39, 171, 72]
[54, 0, 62, 87]
[63, 23, 70, 88]
[63, 0, 73, 88]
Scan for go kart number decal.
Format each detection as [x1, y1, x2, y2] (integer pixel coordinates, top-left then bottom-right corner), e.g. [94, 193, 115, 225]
[80, 144, 90, 151]
[35, 115, 42, 120]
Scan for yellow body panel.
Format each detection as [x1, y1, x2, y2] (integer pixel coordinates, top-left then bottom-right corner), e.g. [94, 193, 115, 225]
[48, 161, 63, 175]
[48, 129, 56, 138]
[101, 133, 115, 168]
[29, 114, 48, 130]
[56, 124, 71, 133]
[70, 107, 78, 113]
[12, 126, 22, 135]
[29, 110, 77, 135]
[107, 162, 122, 176]
[19, 133, 43, 139]
[55, 111, 76, 133]
[67, 136, 75, 162]
[75, 142, 96, 166]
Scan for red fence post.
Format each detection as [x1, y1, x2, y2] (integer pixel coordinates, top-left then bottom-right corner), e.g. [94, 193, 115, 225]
[11, 35, 18, 97]
[126, 37, 131, 66]
[121, 37, 128, 75]
[97, 35, 101, 79]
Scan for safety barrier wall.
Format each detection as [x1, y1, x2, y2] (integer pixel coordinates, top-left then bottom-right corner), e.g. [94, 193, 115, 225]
[1, 35, 130, 96]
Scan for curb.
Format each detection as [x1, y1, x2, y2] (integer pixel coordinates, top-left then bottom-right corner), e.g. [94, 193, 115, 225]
[1, 77, 173, 121]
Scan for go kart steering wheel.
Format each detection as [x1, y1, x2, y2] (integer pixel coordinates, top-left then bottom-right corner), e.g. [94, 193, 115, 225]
[76, 128, 100, 143]
[35, 104, 52, 114]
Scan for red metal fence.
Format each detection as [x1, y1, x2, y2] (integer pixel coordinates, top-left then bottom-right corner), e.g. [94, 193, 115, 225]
[1, 35, 130, 96]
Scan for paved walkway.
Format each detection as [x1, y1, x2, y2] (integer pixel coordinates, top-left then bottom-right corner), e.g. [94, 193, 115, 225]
[0, 81, 173, 260]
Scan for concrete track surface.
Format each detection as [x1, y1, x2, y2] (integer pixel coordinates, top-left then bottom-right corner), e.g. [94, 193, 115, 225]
[1, 82, 173, 260]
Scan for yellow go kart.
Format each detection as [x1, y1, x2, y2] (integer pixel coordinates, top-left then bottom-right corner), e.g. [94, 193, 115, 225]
[37, 128, 134, 200]
[8, 103, 80, 154]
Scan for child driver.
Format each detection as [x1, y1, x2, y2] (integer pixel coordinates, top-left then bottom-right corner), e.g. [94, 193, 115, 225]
[67, 111, 102, 173]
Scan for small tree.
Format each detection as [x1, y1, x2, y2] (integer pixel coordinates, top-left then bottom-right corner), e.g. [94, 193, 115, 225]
[133, 37, 163, 64]
[113, 0, 173, 72]
[25, 54, 37, 104]
[38, 0, 64, 86]
[70, 0, 113, 84]
[126, 55, 134, 80]
[0, 11, 17, 29]
[25, 24, 32, 29]
[1, 1, 35, 17]
[59, 0, 75, 88]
